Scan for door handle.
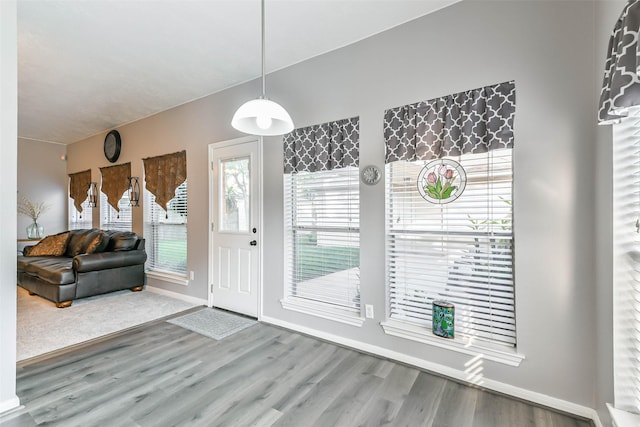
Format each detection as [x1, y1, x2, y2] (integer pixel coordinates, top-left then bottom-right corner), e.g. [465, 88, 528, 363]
[249, 240, 257, 246]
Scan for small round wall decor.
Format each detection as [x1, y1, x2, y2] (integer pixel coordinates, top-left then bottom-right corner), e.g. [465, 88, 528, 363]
[360, 165, 381, 185]
[417, 159, 467, 204]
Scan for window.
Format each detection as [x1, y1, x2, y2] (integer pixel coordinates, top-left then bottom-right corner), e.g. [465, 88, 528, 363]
[283, 167, 360, 321]
[145, 180, 187, 277]
[68, 197, 92, 230]
[281, 116, 360, 324]
[384, 149, 515, 351]
[613, 115, 640, 415]
[220, 157, 250, 233]
[100, 190, 131, 232]
[68, 169, 92, 230]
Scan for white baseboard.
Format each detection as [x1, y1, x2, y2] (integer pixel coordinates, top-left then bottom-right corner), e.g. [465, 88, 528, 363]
[261, 315, 601, 425]
[146, 285, 208, 307]
[0, 396, 20, 416]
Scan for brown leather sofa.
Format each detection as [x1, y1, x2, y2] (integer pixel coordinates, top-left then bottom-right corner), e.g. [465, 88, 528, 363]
[17, 229, 147, 307]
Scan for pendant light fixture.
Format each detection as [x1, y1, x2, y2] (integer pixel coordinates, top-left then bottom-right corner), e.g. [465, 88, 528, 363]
[231, 0, 294, 136]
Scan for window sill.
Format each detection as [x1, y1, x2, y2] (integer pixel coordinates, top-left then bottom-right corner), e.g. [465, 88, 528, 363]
[280, 297, 365, 327]
[608, 403, 640, 427]
[381, 318, 525, 367]
[146, 270, 189, 286]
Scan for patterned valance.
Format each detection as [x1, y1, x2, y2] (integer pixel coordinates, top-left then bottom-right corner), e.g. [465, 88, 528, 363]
[384, 81, 515, 163]
[143, 150, 187, 211]
[68, 169, 91, 212]
[283, 117, 359, 174]
[598, 0, 640, 124]
[100, 163, 131, 212]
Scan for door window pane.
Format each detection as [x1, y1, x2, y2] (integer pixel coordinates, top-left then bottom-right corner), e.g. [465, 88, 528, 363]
[220, 157, 250, 232]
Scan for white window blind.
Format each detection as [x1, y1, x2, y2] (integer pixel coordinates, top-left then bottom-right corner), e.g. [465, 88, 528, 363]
[385, 149, 515, 348]
[613, 115, 640, 415]
[100, 190, 132, 232]
[284, 167, 360, 311]
[69, 197, 92, 230]
[145, 180, 187, 276]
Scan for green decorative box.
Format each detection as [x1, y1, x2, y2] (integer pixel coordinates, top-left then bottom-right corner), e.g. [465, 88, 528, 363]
[432, 301, 455, 339]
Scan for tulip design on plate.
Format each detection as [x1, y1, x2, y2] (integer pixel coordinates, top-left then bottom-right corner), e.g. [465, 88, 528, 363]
[424, 163, 458, 200]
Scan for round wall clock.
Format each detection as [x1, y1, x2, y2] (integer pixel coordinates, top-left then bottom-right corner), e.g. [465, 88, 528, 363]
[103, 130, 121, 163]
[361, 165, 382, 185]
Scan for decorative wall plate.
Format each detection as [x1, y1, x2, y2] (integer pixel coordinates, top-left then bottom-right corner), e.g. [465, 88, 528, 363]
[361, 165, 381, 185]
[417, 159, 466, 204]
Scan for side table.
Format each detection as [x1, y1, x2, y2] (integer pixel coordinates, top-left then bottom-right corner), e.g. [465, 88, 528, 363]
[18, 238, 41, 255]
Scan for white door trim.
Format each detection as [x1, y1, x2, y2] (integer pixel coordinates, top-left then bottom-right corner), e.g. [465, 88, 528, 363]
[208, 135, 263, 319]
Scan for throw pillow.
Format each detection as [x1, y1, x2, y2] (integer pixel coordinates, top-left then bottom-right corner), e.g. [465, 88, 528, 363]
[65, 229, 94, 257]
[24, 232, 71, 257]
[83, 230, 109, 254]
[106, 231, 138, 251]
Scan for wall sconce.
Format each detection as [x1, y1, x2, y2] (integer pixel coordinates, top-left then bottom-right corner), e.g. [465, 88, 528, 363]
[128, 177, 140, 207]
[88, 182, 98, 207]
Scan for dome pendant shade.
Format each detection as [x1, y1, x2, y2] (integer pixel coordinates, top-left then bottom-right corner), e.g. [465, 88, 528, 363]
[231, 98, 294, 136]
[231, 0, 293, 136]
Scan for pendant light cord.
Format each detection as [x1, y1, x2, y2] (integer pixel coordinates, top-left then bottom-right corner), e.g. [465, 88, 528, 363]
[261, 0, 266, 99]
[231, 0, 293, 135]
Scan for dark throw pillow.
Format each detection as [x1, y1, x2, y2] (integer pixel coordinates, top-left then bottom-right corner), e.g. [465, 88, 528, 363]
[106, 231, 138, 252]
[25, 232, 70, 257]
[83, 230, 109, 254]
[65, 229, 94, 257]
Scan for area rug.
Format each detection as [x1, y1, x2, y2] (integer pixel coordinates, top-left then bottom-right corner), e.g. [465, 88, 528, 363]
[17, 286, 200, 361]
[167, 307, 256, 340]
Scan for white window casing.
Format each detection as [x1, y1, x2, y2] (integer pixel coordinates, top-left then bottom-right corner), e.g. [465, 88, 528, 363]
[383, 149, 523, 365]
[69, 196, 92, 230]
[144, 180, 188, 278]
[612, 114, 640, 416]
[100, 190, 131, 232]
[283, 166, 363, 325]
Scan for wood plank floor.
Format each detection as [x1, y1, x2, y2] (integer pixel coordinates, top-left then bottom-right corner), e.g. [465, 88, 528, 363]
[2, 316, 593, 427]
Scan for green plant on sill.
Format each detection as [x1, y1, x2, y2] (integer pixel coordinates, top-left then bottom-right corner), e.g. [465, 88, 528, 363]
[467, 197, 512, 249]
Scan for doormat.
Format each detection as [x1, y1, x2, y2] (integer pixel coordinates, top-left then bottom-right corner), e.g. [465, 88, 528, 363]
[167, 307, 256, 340]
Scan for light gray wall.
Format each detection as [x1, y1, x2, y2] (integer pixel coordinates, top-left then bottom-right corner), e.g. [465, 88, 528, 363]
[263, 0, 598, 408]
[17, 138, 68, 239]
[0, 0, 19, 415]
[594, 0, 626, 423]
[64, 0, 611, 412]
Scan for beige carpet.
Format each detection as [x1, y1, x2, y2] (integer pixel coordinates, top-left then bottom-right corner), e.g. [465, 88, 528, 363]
[17, 286, 200, 361]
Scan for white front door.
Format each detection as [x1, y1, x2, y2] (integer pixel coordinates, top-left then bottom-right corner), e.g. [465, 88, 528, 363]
[209, 137, 260, 317]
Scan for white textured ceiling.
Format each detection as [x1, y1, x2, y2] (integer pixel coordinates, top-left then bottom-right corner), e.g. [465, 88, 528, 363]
[18, 0, 459, 144]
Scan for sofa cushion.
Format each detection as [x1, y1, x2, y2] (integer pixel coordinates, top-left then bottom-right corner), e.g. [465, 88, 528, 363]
[24, 232, 71, 257]
[65, 229, 94, 257]
[82, 230, 109, 254]
[21, 258, 75, 285]
[106, 231, 138, 252]
[17, 255, 52, 272]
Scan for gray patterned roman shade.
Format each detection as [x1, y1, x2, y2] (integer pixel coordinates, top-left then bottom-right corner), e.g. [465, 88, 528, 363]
[599, 0, 640, 124]
[283, 117, 359, 174]
[384, 81, 515, 163]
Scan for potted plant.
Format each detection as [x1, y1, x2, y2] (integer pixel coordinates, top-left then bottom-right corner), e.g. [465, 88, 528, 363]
[18, 196, 49, 239]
